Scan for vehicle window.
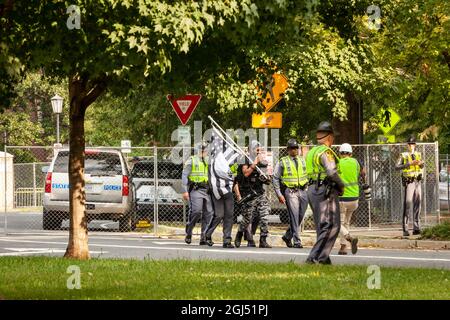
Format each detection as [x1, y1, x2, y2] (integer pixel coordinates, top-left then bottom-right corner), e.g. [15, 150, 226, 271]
[131, 162, 182, 179]
[53, 151, 123, 175]
[132, 163, 154, 178]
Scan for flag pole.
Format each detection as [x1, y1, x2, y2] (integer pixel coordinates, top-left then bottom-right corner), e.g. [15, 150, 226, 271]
[208, 116, 269, 179]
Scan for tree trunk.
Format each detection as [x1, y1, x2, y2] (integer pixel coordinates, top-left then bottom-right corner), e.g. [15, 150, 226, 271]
[332, 91, 363, 144]
[63, 74, 107, 260]
[64, 77, 89, 260]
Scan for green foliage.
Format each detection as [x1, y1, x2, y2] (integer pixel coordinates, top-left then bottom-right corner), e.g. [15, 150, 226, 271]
[420, 221, 450, 241]
[2, 0, 449, 147]
[0, 111, 44, 162]
[9, 0, 257, 93]
[360, 0, 450, 144]
[11, 71, 69, 145]
[0, 111, 43, 146]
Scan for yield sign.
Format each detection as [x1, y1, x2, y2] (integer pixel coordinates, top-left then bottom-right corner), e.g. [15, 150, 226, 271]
[167, 94, 202, 125]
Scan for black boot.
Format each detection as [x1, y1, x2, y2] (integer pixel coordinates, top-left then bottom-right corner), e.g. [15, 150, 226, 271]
[282, 235, 293, 248]
[223, 241, 235, 248]
[234, 231, 243, 248]
[259, 236, 272, 248]
[185, 234, 192, 244]
[247, 240, 256, 247]
[206, 236, 214, 247]
[245, 229, 256, 247]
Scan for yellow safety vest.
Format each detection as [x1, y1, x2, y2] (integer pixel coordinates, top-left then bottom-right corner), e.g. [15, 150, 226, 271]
[280, 156, 308, 188]
[188, 155, 208, 183]
[401, 152, 423, 178]
[338, 157, 360, 198]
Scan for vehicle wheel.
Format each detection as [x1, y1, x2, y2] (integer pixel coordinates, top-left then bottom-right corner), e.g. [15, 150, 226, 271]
[129, 211, 137, 231]
[43, 210, 62, 230]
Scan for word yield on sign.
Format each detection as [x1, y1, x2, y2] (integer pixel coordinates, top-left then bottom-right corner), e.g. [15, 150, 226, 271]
[167, 94, 202, 125]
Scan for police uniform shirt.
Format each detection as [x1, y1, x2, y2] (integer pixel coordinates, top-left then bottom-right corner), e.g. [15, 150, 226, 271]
[320, 149, 345, 191]
[395, 152, 425, 171]
[181, 156, 207, 193]
[272, 155, 300, 197]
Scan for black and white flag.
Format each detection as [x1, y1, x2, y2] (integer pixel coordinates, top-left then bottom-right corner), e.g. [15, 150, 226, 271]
[208, 127, 239, 200]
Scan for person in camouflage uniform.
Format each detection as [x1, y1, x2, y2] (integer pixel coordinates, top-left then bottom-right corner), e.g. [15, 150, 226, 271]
[234, 140, 272, 248]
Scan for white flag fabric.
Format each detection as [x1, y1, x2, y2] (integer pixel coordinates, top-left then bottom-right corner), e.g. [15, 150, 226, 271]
[208, 127, 239, 200]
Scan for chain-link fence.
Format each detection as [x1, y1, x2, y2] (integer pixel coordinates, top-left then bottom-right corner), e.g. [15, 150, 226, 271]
[1, 143, 440, 236]
[439, 154, 450, 213]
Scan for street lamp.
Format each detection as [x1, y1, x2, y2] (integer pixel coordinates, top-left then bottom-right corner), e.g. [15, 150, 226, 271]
[51, 94, 63, 144]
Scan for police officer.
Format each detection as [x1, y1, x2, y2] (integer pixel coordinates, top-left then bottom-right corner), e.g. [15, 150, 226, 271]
[396, 135, 424, 236]
[273, 138, 308, 248]
[337, 143, 366, 255]
[305, 122, 345, 265]
[182, 142, 213, 245]
[234, 140, 272, 248]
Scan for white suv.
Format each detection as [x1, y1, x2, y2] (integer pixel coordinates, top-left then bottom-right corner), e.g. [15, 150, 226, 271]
[43, 148, 135, 231]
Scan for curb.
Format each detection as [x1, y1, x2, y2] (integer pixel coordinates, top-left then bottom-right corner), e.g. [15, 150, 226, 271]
[182, 234, 450, 251]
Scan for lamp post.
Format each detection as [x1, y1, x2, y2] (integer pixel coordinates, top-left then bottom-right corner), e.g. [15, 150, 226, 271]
[51, 94, 63, 144]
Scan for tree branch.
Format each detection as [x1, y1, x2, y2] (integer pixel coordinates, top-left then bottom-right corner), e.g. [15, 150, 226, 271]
[442, 51, 450, 70]
[81, 80, 108, 109]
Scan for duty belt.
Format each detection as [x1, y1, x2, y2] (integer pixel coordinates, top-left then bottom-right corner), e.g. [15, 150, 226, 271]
[190, 182, 209, 190]
[402, 175, 422, 185]
[287, 184, 307, 191]
[308, 179, 328, 187]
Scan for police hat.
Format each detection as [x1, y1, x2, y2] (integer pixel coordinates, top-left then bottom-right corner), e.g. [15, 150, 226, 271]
[317, 121, 334, 134]
[406, 135, 416, 144]
[287, 138, 299, 149]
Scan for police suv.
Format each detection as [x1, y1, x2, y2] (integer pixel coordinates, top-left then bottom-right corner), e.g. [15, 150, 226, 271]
[131, 160, 185, 221]
[43, 149, 135, 231]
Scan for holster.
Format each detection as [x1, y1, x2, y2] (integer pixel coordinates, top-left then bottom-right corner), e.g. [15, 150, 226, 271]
[402, 176, 417, 186]
[189, 182, 209, 192]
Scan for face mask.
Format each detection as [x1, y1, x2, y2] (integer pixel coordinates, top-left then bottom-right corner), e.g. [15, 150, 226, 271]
[249, 140, 261, 162]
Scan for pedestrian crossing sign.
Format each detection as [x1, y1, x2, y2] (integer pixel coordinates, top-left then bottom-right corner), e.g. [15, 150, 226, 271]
[377, 108, 401, 134]
[257, 73, 289, 112]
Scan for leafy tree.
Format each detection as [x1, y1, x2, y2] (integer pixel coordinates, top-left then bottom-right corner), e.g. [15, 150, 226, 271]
[360, 0, 450, 144]
[0, 111, 44, 162]
[0, 0, 22, 108]
[11, 71, 70, 145]
[5, 0, 259, 259]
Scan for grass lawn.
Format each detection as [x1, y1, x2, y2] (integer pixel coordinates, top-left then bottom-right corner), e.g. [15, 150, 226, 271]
[0, 257, 448, 300]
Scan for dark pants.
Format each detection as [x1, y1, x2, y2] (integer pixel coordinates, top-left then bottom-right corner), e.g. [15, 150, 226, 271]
[307, 185, 341, 263]
[185, 188, 213, 240]
[284, 188, 308, 245]
[205, 192, 235, 242]
[403, 180, 422, 232]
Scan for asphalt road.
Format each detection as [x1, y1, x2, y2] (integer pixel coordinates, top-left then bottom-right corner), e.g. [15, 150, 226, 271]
[0, 212, 283, 232]
[1, 232, 449, 269]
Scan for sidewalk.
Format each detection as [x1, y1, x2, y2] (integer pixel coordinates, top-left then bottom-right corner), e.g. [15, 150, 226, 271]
[155, 225, 450, 250]
[272, 229, 450, 250]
